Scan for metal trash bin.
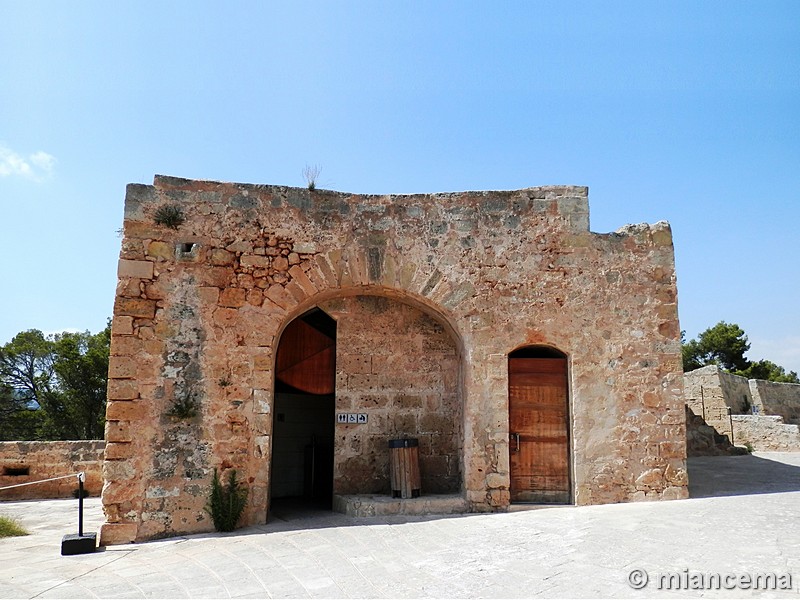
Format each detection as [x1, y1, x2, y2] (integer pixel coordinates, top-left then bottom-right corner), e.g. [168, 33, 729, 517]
[389, 438, 421, 498]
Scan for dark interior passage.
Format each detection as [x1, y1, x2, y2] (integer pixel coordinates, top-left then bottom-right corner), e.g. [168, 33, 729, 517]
[271, 309, 336, 509]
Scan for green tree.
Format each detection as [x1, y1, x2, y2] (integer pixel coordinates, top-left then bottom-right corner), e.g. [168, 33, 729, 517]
[0, 329, 57, 409]
[683, 321, 799, 384]
[0, 383, 44, 440]
[682, 321, 750, 373]
[0, 330, 56, 440]
[0, 324, 110, 440]
[47, 326, 110, 439]
[736, 359, 799, 384]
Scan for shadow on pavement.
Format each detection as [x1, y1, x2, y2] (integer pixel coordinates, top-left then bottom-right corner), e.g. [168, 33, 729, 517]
[688, 453, 800, 498]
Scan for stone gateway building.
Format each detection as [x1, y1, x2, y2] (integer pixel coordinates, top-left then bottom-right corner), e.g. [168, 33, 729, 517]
[100, 176, 687, 545]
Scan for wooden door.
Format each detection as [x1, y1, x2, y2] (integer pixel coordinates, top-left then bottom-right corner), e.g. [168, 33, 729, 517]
[508, 357, 570, 503]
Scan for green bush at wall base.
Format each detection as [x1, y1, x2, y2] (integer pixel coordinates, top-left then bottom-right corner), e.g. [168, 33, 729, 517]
[206, 469, 248, 532]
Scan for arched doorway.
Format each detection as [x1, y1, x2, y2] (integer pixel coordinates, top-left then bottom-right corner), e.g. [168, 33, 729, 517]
[508, 346, 571, 503]
[270, 308, 336, 510]
[321, 295, 462, 496]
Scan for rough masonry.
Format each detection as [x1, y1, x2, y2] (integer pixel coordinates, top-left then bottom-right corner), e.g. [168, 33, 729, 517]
[684, 365, 800, 451]
[101, 176, 687, 544]
[0, 441, 104, 500]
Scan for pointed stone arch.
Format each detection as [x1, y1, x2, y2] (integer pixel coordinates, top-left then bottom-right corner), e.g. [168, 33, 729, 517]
[267, 287, 467, 510]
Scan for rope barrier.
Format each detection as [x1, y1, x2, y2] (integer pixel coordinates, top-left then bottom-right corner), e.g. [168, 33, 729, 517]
[0, 472, 83, 491]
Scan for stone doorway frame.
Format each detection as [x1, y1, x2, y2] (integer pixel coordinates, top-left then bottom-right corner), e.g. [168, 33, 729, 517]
[507, 344, 574, 505]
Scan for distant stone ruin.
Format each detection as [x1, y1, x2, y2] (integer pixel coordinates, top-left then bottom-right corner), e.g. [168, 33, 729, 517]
[684, 365, 800, 453]
[101, 176, 686, 544]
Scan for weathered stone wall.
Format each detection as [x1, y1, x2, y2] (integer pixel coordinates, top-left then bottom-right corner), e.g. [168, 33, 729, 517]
[684, 366, 800, 452]
[101, 176, 686, 544]
[732, 415, 800, 452]
[685, 406, 731, 456]
[684, 365, 753, 441]
[0, 441, 104, 500]
[749, 379, 800, 425]
[322, 295, 461, 495]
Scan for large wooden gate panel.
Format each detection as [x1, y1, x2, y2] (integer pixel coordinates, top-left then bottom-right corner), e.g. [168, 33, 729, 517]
[509, 357, 570, 503]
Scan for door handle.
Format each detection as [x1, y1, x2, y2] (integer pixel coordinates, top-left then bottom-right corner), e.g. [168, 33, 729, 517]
[511, 432, 520, 452]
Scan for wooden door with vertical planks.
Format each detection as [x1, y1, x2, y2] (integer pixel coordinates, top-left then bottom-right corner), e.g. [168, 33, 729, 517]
[508, 356, 570, 503]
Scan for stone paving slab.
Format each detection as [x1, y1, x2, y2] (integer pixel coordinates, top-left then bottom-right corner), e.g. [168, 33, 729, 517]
[1, 451, 799, 599]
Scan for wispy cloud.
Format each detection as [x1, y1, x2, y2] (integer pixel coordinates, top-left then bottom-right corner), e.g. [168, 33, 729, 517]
[0, 143, 56, 181]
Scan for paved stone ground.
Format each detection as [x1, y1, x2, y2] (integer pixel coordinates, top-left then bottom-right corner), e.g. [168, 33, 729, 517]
[1, 451, 799, 599]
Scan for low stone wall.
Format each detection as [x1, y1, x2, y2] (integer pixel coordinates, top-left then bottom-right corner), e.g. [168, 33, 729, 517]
[685, 365, 800, 452]
[684, 365, 753, 433]
[749, 379, 800, 425]
[0, 441, 105, 500]
[732, 415, 800, 452]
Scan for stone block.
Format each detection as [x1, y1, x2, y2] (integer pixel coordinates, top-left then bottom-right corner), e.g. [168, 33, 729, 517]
[252, 352, 272, 371]
[103, 460, 135, 481]
[117, 278, 141, 298]
[661, 485, 688, 500]
[264, 284, 297, 310]
[341, 354, 371, 374]
[146, 241, 173, 260]
[107, 379, 139, 400]
[219, 287, 247, 308]
[213, 307, 239, 328]
[118, 259, 154, 280]
[252, 370, 272, 389]
[210, 248, 235, 266]
[99, 523, 138, 546]
[254, 435, 270, 459]
[108, 356, 138, 379]
[240, 255, 269, 269]
[253, 389, 272, 414]
[253, 414, 271, 435]
[288, 265, 317, 296]
[115, 297, 156, 319]
[105, 421, 132, 443]
[293, 241, 317, 254]
[105, 401, 148, 421]
[246, 288, 263, 306]
[104, 442, 133, 460]
[488, 489, 510, 506]
[245, 327, 274, 347]
[200, 266, 234, 288]
[112, 316, 134, 336]
[314, 254, 339, 287]
[659, 441, 685, 459]
[634, 468, 663, 489]
[198, 286, 220, 304]
[486, 472, 508, 489]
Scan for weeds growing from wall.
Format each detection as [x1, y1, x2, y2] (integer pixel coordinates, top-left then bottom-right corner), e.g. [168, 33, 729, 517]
[153, 204, 185, 229]
[165, 395, 198, 420]
[302, 164, 321, 190]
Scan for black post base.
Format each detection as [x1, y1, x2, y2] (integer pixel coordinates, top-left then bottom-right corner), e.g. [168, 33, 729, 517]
[61, 532, 97, 555]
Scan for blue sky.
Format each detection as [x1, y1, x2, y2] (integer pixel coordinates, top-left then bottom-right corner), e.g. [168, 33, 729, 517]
[1, 1, 798, 373]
